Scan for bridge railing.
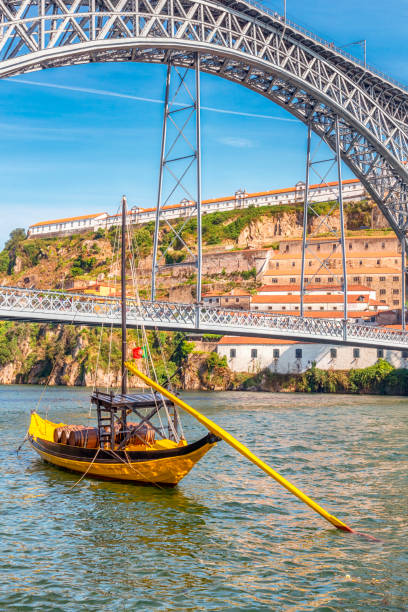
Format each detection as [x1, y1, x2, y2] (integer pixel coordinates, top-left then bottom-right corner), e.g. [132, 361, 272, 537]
[242, 0, 408, 93]
[1, 285, 408, 348]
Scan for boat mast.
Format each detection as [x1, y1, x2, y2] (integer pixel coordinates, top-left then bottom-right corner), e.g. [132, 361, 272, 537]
[121, 195, 128, 396]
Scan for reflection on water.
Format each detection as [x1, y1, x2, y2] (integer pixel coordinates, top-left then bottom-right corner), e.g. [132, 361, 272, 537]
[0, 386, 407, 610]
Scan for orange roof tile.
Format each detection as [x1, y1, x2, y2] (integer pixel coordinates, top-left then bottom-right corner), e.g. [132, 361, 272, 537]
[218, 336, 299, 345]
[30, 212, 107, 228]
[252, 294, 370, 304]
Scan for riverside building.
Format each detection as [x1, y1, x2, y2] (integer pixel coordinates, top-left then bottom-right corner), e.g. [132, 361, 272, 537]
[216, 336, 408, 374]
[27, 178, 366, 238]
[262, 236, 403, 310]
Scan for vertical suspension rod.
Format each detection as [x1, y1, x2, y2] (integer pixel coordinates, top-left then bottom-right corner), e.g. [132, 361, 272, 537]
[402, 235, 406, 331]
[195, 52, 202, 303]
[151, 63, 171, 301]
[335, 116, 348, 324]
[300, 122, 311, 318]
[121, 195, 128, 396]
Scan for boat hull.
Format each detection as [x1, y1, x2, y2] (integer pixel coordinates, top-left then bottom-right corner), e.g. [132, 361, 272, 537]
[28, 413, 218, 486]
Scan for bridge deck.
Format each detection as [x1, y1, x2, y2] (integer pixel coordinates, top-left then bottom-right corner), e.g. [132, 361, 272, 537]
[0, 286, 407, 351]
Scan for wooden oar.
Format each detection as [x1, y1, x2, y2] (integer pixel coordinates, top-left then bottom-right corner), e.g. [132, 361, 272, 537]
[125, 361, 354, 533]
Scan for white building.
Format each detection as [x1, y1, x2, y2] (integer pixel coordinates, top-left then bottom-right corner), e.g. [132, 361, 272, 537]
[27, 178, 366, 238]
[28, 212, 108, 238]
[217, 336, 408, 374]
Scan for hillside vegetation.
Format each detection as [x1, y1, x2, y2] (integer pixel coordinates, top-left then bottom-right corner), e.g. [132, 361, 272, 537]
[0, 198, 386, 294]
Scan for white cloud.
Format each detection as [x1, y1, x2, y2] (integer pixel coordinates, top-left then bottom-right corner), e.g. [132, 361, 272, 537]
[6, 77, 299, 123]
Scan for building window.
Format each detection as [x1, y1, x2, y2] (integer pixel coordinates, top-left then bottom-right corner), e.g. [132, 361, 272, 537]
[272, 278, 278, 284]
[225, 298, 229, 303]
[353, 277, 361, 283]
[376, 259, 381, 265]
[285, 245, 289, 252]
[353, 348, 360, 359]
[230, 349, 236, 358]
[320, 306, 324, 310]
[268, 306, 273, 310]
[236, 298, 239, 302]
[333, 306, 337, 310]
[282, 306, 286, 310]
[317, 244, 321, 251]
[359, 260, 363, 266]
[393, 300, 399, 305]
[366, 277, 372, 283]
[295, 349, 302, 359]
[380, 289, 386, 295]
[292, 262, 296, 267]
[377, 349, 384, 358]
[307, 306, 312, 310]
[393, 276, 399, 282]
[251, 349, 258, 359]
[393, 289, 400, 294]
[273, 349, 280, 359]
[309, 261, 312, 267]
[328, 277, 334, 282]
[402, 351, 408, 359]
[295, 306, 299, 310]
[315, 278, 321, 283]
[365, 243, 368, 249]
[290, 278, 296, 283]
[349, 243, 353, 250]
[380, 277, 386, 282]
[330, 348, 337, 359]
[382, 242, 385, 249]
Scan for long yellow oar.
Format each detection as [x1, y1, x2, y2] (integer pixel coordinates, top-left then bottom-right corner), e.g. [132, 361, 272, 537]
[125, 361, 354, 533]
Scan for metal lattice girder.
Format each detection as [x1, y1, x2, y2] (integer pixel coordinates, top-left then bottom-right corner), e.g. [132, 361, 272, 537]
[151, 58, 202, 302]
[2, 285, 408, 350]
[0, 0, 408, 241]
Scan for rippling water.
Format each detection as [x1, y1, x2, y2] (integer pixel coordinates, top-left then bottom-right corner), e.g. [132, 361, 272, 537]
[1, 386, 407, 611]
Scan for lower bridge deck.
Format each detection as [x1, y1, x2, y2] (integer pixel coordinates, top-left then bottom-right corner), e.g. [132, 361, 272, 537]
[0, 286, 407, 351]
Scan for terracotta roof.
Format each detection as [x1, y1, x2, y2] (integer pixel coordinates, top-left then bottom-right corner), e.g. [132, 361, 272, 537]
[265, 310, 377, 319]
[253, 294, 370, 304]
[218, 336, 299, 345]
[30, 212, 107, 228]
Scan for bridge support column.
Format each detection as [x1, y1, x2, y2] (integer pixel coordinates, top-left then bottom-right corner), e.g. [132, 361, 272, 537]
[300, 115, 348, 321]
[151, 58, 203, 305]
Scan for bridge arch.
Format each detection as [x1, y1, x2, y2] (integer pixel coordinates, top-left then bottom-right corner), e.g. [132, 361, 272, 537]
[1, 0, 408, 237]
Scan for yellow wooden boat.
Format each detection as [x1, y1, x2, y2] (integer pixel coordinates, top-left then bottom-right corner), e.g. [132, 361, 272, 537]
[28, 410, 218, 486]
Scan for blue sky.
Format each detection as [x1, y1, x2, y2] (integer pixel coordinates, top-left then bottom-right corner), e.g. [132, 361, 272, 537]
[0, 0, 407, 248]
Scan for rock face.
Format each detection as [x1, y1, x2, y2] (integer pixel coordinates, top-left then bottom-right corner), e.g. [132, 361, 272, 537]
[181, 352, 234, 391]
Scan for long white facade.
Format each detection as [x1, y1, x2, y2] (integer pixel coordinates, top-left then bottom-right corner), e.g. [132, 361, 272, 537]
[217, 337, 408, 374]
[27, 179, 365, 238]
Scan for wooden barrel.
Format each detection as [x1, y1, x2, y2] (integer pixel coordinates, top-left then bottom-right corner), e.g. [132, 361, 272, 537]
[68, 427, 99, 449]
[124, 421, 155, 446]
[53, 427, 64, 443]
[60, 425, 85, 445]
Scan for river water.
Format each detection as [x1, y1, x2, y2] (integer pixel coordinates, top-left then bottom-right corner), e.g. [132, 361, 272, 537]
[1, 386, 407, 611]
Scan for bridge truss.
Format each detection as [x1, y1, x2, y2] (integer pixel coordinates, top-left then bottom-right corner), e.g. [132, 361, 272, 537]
[1, 0, 408, 338]
[1, 286, 408, 350]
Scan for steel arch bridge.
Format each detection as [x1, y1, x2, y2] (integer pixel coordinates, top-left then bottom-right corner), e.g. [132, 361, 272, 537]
[1, 0, 408, 240]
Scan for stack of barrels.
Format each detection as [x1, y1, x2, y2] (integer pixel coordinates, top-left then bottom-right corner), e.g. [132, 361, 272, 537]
[53, 422, 155, 448]
[54, 425, 99, 448]
[126, 422, 155, 446]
